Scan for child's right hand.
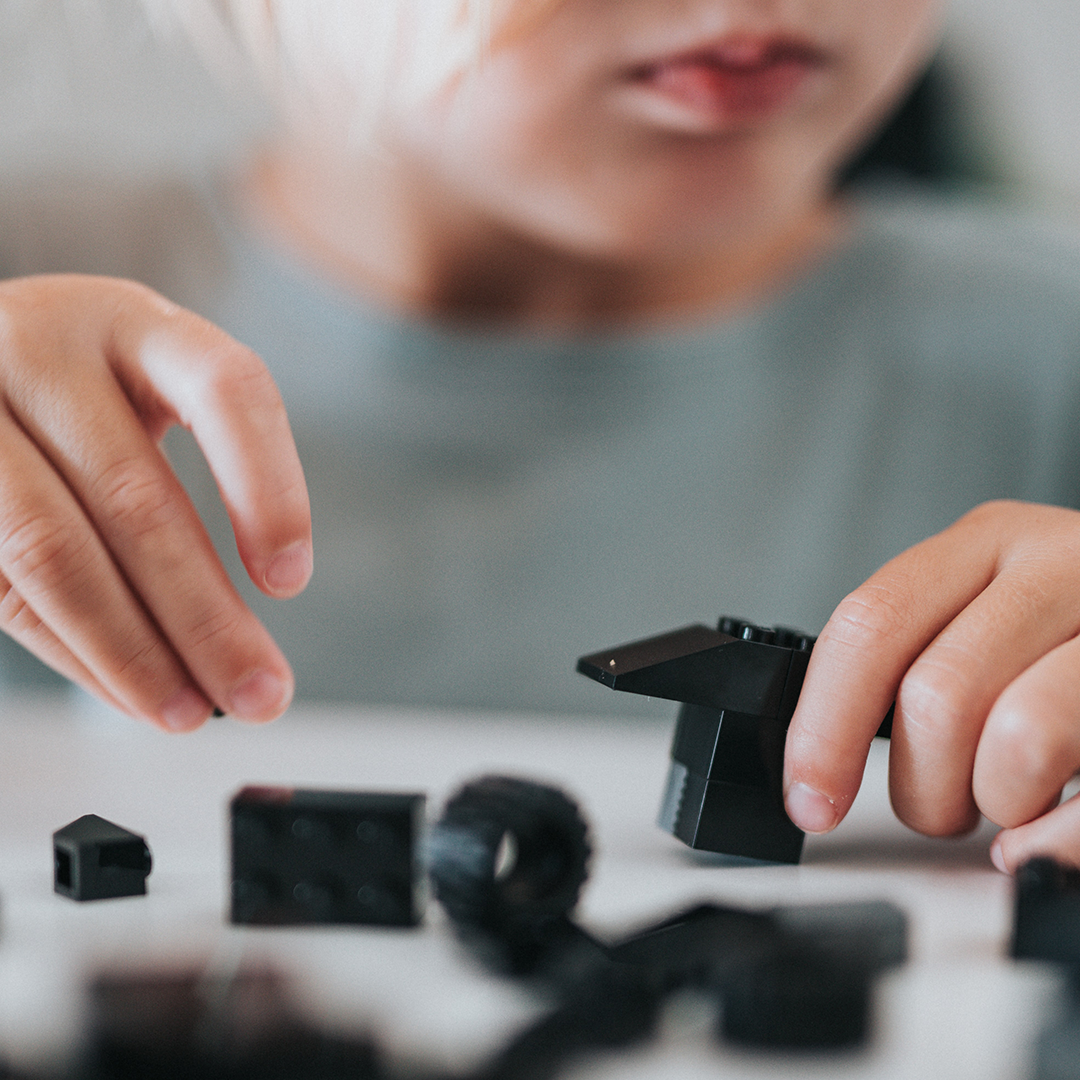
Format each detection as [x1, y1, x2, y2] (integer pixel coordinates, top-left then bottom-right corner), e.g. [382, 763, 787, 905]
[0, 274, 312, 731]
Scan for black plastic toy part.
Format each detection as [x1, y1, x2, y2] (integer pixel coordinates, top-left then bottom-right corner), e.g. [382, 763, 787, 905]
[428, 775, 597, 979]
[1013, 861, 1080, 1080]
[230, 786, 425, 926]
[1011, 857, 1080, 963]
[577, 615, 891, 864]
[1030, 966, 1080, 1080]
[53, 815, 152, 902]
[82, 966, 382, 1080]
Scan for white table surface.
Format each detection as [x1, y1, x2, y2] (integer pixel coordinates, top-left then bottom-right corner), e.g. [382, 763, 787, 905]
[0, 695, 1063, 1079]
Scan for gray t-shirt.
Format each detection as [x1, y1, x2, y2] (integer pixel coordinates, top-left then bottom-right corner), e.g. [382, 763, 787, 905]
[2, 174, 1079, 715]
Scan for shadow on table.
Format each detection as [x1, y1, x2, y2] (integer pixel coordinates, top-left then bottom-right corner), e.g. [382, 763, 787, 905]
[801, 826, 998, 871]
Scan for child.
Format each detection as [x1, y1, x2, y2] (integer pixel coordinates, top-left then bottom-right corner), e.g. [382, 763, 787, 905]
[0, 0, 1079, 874]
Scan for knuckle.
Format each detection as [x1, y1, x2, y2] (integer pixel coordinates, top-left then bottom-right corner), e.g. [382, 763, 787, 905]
[896, 660, 969, 747]
[987, 700, 1048, 775]
[979, 692, 1075, 826]
[111, 633, 174, 686]
[182, 602, 247, 657]
[193, 341, 281, 415]
[89, 456, 181, 541]
[0, 509, 93, 591]
[826, 583, 911, 655]
[0, 579, 41, 634]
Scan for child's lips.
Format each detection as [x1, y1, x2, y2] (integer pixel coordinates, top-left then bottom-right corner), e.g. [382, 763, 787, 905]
[624, 37, 829, 130]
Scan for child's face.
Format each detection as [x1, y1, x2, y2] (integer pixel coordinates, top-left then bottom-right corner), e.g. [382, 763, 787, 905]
[315, 0, 944, 258]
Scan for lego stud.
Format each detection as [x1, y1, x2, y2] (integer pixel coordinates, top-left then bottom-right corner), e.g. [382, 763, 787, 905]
[53, 815, 152, 901]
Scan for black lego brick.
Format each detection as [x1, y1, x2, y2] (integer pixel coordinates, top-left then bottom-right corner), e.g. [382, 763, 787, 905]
[53, 814, 152, 902]
[1012, 857, 1080, 963]
[658, 758, 805, 864]
[230, 786, 425, 927]
[579, 617, 817, 863]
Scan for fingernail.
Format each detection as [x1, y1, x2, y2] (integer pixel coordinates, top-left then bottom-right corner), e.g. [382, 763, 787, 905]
[264, 543, 312, 594]
[786, 782, 839, 834]
[229, 669, 291, 721]
[990, 834, 1008, 874]
[160, 686, 211, 732]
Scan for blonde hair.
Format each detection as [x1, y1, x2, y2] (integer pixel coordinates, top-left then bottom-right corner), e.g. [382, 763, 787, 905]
[146, 0, 559, 141]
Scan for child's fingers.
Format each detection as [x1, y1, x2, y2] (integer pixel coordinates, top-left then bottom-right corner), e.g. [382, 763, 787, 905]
[783, 516, 997, 834]
[784, 502, 1080, 837]
[887, 555, 1080, 837]
[0, 412, 219, 728]
[990, 790, 1080, 874]
[974, 634, 1080, 829]
[0, 568, 132, 717]
[0, 275, 301, 726]
[108, 287, 313, 599]
[6, 363, 295, 728]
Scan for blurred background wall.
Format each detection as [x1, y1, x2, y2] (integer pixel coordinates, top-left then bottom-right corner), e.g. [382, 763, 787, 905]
[0, 0, 268, 179]
[0, 0, 1077, 207]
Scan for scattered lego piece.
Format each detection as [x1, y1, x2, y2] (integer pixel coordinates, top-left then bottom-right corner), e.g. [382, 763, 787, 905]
[719, 945, 871, 1051]
[578, 617, 814, 863]
[605, 897, 905, 1052]
[1030, 966, 1080, 1080]
[606, 902, 778, 990]
[476, 965, 661, 1080]
[1011, 857, 1080, 963]
[429, 775, 597, 978]
[83, 965, 383, 1080]
[578, 615, 890, 864]
[53, 815, 152, 902]
[230, 786, 425, 926]
[770, 899, 908, 974]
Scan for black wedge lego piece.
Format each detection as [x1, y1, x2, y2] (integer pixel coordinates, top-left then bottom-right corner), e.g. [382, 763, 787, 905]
[578, 615, 892, 864]
[578, 617, 813, 863]
[53, 815, 152, 902]
[1011, 857, 1080, 963]
[230, 786, 425, 927]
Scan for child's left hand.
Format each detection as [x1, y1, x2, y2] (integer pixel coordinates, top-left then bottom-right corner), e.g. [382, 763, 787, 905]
[782, 500, 1080, 872]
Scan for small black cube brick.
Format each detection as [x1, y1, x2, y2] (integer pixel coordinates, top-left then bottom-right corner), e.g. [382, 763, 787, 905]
[53, 814, 152, 901]
[1011, 857, 1080, 963]
[230, 786, 425, 926]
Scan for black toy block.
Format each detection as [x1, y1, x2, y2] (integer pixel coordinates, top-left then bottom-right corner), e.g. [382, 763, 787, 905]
[607, 898, 907, 987]
[1030, 966, 1080, 1080]
[578, 617, 814, 863]
[579, 615, 890, 864]
[53, 815, 152, 901]
[230, 786, 425, 927]
[83, 965, 383, 1080]
[429, 775, 599, 980]
[477, 966, 661, 1080]
[719, 944, 871, 1051]
[771, 899, 908, 974]
[1011, 857, 1080, 963]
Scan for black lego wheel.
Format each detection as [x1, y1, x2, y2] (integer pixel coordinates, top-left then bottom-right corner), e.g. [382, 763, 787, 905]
[428, 774, 591, 936]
